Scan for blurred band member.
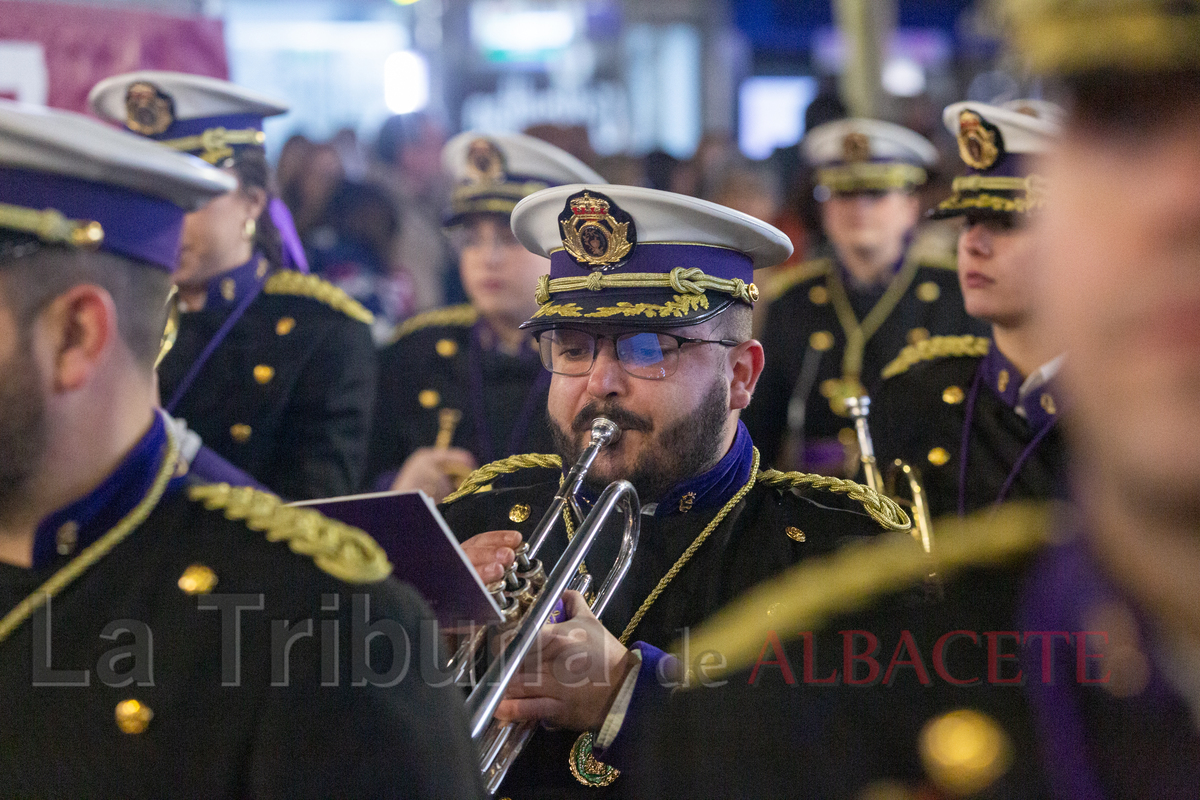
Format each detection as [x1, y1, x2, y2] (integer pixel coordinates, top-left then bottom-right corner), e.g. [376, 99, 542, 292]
[369, 133, 605, 501]
[746, 119, 986, 474]
[90, 72, 376, 499]
[873, 100, 1069, 517]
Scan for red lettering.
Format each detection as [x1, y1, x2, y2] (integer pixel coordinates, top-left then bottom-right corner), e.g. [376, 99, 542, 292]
[842, 630, 880, 686]
[932, 630, 980, 686]
[1023, 631, 1071, 684]
[882, 630, 932, 685]
[1075, 631, 1111, 685]
[800, 632, 838, 684]
[747, 630, 796, 685]
[985, 631, 1023, 685]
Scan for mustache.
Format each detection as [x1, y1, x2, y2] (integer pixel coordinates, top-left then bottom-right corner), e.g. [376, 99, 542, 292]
[571, 402, 653, 435]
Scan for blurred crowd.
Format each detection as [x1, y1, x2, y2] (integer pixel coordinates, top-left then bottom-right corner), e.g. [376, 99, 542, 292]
[283, 82, 961, 344]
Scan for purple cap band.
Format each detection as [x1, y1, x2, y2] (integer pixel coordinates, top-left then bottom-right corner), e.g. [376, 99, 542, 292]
[0, 167, 184, 271]
[963, 151, 1031, 180]
[152, 113, 265, 142]
[549, 243, 753, 283]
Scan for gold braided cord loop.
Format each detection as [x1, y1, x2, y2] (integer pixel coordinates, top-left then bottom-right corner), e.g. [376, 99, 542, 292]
[264, 270, 375, 325]
[677, 501, 1053, 682]
[536, 268, 758, 307]
[881, 335, 991, 380]
[188, 484, 392, 584]
[442, 453, 564, 505]
[160, 127, 266, 164]
[0, 421, 180, 646]
[758, 469, 911, 532]
[0, 202, 104, 249]
[386, 303, 478, 344]
[816, 163, 928, 192]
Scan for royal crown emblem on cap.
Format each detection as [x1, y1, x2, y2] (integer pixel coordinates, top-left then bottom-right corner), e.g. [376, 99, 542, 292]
[465, 138, 507, 184]
[841, 132, 872, 163]
[558, 190, 636, 269]
[124, 82, 175, 137]
[957, 110, 1004, 171]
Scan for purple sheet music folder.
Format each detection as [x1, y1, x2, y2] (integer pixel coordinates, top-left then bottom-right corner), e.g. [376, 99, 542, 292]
[290, 490, 503, 628]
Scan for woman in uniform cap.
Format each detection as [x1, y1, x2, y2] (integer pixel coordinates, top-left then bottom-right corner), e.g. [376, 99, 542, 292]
[90, 72, 377, 500]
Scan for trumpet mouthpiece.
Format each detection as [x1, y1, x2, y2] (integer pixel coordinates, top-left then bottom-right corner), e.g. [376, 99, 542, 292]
[590, 417, 621, 446]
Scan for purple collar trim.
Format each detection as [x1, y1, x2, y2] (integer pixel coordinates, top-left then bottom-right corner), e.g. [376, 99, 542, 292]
[32, 414, 181, 569]
[576, 421, 754, 519]
[980, 345, 1060, 430]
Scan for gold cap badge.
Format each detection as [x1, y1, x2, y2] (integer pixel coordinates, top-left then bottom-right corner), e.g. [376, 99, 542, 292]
[558, 190, 636, 269]
[124, 81, 175, 137]
[465, 138, 507, 184]
[841, 131, 871, 163]
[957, 110, 1003, 171]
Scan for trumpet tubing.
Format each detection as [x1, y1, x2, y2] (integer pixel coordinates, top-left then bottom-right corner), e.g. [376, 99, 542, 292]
[449, 417, 641, 795]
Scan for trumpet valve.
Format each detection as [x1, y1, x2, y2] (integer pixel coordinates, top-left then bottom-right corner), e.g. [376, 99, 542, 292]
[518, 559, 546, 591]
[505, 577, 537, 612]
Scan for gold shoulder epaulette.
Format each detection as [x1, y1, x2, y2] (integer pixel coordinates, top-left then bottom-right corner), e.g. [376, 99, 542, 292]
[263, 270, 375, 326]
[187, 483, 392, 584]
[442, 453, 563, 505]
[763, 258, 832, 304]
[881, 335, 990, 380]
[386, 304, 478, 345]
[677, 501, 1054, 682]
[758, 469, 911, 531]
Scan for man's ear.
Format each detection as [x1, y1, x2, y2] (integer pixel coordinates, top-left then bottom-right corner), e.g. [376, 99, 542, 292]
[38, 285, 117, 393]
[728, 338, 764, 411]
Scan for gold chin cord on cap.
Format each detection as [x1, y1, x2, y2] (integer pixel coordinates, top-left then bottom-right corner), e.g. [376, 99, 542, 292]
[0, 202, 104, 250]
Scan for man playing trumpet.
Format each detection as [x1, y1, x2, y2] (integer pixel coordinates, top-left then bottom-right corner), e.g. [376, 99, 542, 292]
[445, 184, 910, 797]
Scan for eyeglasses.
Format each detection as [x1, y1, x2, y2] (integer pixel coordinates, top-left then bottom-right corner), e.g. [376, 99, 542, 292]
[536, 328, 740, 380]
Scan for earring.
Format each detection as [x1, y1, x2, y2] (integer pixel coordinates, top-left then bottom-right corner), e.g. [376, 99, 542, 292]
[243, 217, 257, 241]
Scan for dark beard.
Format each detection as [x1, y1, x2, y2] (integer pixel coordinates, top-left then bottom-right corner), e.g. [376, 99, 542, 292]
[548, 377, 731, 503]
[0, 336, 47, 520]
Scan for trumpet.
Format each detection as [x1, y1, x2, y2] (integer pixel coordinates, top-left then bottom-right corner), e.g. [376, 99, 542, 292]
[843, 396, 936, 567]
[450, 417, 640, 795]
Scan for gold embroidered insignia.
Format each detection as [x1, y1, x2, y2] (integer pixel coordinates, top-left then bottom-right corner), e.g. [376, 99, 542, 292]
[124, 82, 175, 136]
[957, 110, 1003, 171]
[558, 190, 636, 269]
[841, 132, 871, 163]
[465, 138, 506, 184]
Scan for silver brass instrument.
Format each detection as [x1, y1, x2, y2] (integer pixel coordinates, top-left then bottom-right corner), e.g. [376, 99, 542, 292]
[843, 396, 935, 563]
[450, 417, 640, 795]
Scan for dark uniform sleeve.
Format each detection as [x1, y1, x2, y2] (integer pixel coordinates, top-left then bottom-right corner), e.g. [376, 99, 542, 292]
[247, 578, 484, 799]
[270, 314, 377, 499]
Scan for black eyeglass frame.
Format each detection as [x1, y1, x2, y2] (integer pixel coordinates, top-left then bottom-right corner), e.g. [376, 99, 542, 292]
[534, 327, 742, 380]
